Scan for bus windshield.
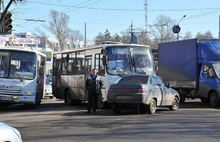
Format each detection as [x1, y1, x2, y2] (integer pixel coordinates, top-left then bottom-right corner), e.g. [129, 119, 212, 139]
[0, 51, 36, 79]
[106, 46, 153, 75]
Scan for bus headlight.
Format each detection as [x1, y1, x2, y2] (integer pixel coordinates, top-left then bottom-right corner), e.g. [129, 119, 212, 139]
[28, 91, 31, 94]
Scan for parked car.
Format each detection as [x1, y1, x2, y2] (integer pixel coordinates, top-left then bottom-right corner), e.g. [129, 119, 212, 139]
[44, 79, 53, 99]
[0, 122, 22, 142]
[107, 74, 180, 114]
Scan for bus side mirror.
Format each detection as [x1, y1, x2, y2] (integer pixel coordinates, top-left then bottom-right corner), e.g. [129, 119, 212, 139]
[103, 55, 107, 65]
[41, 60, 45, 66]
[39, 66, 44, 75]
[101, 49, 106, 54]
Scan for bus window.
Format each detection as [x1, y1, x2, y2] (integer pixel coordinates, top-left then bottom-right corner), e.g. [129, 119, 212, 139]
[67, 52, 75, 75]
[75, 51, 84, 74]
[52, 54, 56, 75]
[9, 51, 36, 79]
[95, 54, 104, 76]
[0, 51, 10, 78]
[62, 54, 68, 74]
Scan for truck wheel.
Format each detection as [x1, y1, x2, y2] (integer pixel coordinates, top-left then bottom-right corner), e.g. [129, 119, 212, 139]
[97, 94, 106, 109]
[65, 90, 74, 106]
[180, 94, 185, 103]
[147, 99, 156, 114]
[111, 105, 121, 113]
[209, 92, 220, 107]
[169, 97, 179, 111]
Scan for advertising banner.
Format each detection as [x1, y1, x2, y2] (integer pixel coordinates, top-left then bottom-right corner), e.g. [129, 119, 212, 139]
[0, 37, 40, 46]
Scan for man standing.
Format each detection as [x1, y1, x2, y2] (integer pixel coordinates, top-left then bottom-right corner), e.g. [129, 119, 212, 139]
[85, 69, 103, 114]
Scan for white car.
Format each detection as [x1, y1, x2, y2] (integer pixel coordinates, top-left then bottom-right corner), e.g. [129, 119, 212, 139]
[44, 79, 53, 99]
[0, 122, 22, 142]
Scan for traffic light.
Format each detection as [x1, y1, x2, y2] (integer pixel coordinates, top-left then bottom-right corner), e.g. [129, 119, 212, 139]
[3, 12, 12, 33]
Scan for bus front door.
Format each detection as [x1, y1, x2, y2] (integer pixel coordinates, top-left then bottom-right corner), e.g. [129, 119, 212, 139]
[84, 56, 92, 100]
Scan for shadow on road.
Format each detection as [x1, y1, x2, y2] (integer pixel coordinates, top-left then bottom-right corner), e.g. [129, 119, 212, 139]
[0, 98, 219, 115]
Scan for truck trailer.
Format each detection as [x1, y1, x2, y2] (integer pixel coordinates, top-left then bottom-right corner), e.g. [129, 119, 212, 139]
[158, 38, 220, 107]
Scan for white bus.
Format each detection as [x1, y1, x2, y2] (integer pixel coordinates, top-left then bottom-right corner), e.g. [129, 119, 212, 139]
[52, 43, 154, 108]
[0, 47, 46, 108]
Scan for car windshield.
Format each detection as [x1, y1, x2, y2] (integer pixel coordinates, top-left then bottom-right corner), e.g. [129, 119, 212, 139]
[212, 62, 220, 78]
[118, 76, 149, 84]
[106, 46, 153, 76]
[0, 51, 36, 79]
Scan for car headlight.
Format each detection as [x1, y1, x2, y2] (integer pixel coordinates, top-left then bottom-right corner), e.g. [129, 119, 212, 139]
[12, 128, 22, 140]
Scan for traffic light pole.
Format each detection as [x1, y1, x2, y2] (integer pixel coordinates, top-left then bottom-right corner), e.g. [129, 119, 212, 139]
[0, 0, 14, 22]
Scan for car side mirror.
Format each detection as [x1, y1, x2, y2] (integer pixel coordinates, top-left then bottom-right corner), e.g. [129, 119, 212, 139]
[168, 84, 172, 88]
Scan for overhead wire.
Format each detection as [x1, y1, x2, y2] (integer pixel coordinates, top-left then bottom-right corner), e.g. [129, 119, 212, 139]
[26, 1, 220, 11]
[15, 0, 96, 29]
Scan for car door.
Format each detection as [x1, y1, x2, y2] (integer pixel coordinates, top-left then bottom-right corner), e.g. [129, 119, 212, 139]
[158, 76, 173, 106]
[151, 76, 163, 106]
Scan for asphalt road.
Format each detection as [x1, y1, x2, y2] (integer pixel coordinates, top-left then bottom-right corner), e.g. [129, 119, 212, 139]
[0, 98, 220, 142]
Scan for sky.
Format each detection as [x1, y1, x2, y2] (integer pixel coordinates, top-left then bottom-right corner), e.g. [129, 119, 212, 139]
[6, 0, 220, 41]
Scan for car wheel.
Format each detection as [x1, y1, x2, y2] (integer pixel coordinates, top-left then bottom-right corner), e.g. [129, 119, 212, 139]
[200, 98, 209, 103]
[65, 90, 74, 106]
[147, 99, 156, 114]
[112, 105, 121, 113]
[97, 94, 106, 109]
[169, 97, 179, 111]
[209, 92, 220, 107]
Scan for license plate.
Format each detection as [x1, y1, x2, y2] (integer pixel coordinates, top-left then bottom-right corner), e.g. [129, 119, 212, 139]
[117, 96, 131, 99]
[0, 96, 12, 100]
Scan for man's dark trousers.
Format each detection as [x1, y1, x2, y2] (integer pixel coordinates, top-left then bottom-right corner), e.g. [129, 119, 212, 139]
[88, 90, 98, 113]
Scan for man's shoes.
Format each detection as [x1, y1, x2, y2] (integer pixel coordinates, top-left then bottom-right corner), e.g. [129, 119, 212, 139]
[85, 112, 91, 114]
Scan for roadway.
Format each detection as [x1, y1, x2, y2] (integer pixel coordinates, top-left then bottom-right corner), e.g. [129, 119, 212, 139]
[0, 98, 220, 142]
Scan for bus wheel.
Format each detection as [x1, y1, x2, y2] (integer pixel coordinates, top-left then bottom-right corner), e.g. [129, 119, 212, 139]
[36, 93, 41, 105]
[97, 94, 106, 109]
[65, 90, 74, 106]
[209, 92, 220, 107]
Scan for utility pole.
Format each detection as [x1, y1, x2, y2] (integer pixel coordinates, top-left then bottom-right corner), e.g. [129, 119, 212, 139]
[144, 0, 148, 39]
[85, 23, 86, 47]
[128, 21, 138, 44]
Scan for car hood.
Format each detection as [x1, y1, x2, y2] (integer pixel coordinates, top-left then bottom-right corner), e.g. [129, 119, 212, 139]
[0, 122, 22, 142]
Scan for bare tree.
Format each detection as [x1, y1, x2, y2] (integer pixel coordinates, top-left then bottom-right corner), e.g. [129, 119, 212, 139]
[120, 31, 130, 44]
[94, 29, 112, 45]
[182, 31, 193, 40]
[149, 15, 176, 48]
[196, 30, 214, 40]
[112, 33, 121, 42]
[36, 10, 69, 51]
[68, 29, 83, 49]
